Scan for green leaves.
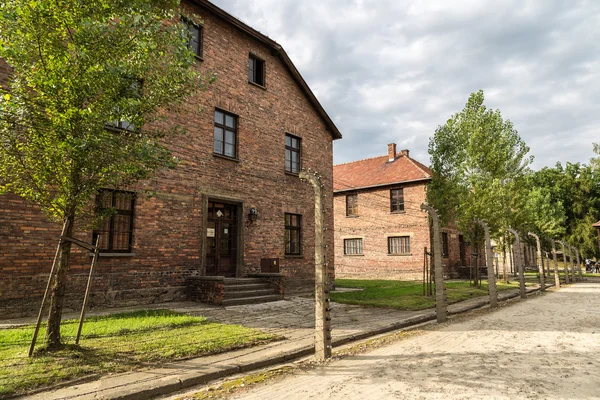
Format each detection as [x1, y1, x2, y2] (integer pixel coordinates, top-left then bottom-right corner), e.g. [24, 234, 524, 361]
[0, 0, 207, 223]
[428, 90, 532, 243]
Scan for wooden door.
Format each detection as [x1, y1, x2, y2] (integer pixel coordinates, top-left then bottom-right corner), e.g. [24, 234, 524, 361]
[206, 201, 238, 277]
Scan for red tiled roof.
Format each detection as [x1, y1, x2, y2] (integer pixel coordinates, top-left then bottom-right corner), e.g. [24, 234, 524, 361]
[334, 153, 431, 192]
[593, 220, 600, 228]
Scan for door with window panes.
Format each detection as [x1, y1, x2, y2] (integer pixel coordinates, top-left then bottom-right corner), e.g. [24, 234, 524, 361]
[206, 201, 238, 277]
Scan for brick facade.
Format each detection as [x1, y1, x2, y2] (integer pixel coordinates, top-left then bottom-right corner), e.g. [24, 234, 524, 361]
[0, 0, 339, 317]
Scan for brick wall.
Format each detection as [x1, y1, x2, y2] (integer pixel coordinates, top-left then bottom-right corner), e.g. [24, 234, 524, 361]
[0, 1, 336, 316]
[334, 182, 474, 280]
[334, 182, 431, 280]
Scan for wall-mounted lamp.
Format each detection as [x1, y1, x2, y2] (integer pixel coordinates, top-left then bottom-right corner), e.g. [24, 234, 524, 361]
[247, 207, 258, 224]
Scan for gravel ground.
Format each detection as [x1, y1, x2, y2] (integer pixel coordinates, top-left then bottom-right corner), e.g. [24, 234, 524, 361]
[228, 282, 600, 400]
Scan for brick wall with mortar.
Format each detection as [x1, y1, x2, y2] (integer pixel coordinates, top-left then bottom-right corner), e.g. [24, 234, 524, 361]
[0, 1, 336, 317]
[334, 182, 470, 280]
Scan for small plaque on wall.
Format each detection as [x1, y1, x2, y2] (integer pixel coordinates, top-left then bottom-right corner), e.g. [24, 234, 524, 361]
[207, 228, 215, 238]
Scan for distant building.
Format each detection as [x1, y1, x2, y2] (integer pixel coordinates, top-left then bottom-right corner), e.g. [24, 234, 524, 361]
[333, 143, 467, 280]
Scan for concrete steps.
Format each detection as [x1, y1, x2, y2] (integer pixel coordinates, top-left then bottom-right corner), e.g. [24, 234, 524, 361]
[222, 278, 280, 306]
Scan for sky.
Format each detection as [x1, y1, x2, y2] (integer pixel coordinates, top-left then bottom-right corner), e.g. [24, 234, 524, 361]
[211, 0, 600, 169]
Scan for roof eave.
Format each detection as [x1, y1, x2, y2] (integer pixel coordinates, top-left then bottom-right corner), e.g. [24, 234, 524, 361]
[333, 177, 432, 194]
[191, 0, 342, 140]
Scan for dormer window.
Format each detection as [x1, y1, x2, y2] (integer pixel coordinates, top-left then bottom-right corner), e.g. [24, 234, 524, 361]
[248, 54, 265, 87]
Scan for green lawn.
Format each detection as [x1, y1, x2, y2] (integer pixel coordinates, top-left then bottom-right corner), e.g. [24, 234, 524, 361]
[331, 279, 522, 311]
[0, 310, 276, 397]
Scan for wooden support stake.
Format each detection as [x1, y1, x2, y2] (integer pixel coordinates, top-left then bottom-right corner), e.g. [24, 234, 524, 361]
[28, 232, 64, 357]
[75, 236, 101, 345]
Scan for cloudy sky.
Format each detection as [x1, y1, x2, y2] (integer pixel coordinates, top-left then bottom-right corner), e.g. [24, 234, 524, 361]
[211, 0, 599, 169]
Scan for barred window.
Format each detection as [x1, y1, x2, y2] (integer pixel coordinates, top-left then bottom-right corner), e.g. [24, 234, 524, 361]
[285, 213, 302, 255]
[344, 238, 363, 255]
[93, 190, 135, 252]
[346, 194, 358, 216]
[390, 188, 404, 212]
[388, 236, 410, 255]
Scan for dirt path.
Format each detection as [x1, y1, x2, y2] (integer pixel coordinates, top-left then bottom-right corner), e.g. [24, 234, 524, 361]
[230, 283, 600, 400]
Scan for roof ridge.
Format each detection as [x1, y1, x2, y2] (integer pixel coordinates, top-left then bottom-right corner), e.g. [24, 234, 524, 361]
[334, 154, 388, 167]
[404, 155, 431, 178]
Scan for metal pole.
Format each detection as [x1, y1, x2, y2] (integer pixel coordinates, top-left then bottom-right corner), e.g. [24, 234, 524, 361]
[508, 229, 526, 299]
[300, 170, 331, 361]
[421, 203, 447, 323]
[28, 231, 65, 357]
[75, 236, 101, 345]
[475, 219, 497, 307]
[551, 240, 560, 289]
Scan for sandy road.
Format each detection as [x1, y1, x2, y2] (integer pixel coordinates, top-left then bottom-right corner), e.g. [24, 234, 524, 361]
[230, 283, 600, 400]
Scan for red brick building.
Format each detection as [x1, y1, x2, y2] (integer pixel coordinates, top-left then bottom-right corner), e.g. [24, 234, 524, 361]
[333, 144, 465, 280]
[0, 0, 341, 316]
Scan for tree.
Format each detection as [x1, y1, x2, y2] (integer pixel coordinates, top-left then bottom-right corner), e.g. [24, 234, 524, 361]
[0, 0, 207, 349]
[529, 161, 600, 258]
[428, 90, 533, 244]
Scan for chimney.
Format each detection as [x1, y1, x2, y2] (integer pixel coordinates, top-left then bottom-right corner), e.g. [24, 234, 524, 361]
[387, 143, 397, 162]
[400, 149, 410, 157]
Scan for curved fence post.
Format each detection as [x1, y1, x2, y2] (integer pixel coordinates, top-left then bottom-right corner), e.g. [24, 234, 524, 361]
[558, 240, 569, 284]
[299, 169, 332, 361]
[475, 219, 497, 307]
[421, 203, 447, 323]
[568, 245, 576, 282]
[508, 228, 526, 299]
[551, 240, 560, 289]
[527, 232, 545, 292]
[575, 249, 583, 280]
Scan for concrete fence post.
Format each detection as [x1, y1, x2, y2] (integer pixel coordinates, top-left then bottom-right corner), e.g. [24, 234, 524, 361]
[421, 203, 447, 323]
[575, 249, 583, 280]
[558, 241, 569, 284]
[551, 240, 560, 289]
[299, 169, 332, 361]
[475, 219, 497, 307]
[568, 245, 576, 282]
[508, 228, 526, 299]
[528, 232, 545, 292]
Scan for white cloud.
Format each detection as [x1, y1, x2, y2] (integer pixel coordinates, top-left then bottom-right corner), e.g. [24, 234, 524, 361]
[211, 0, 600, 169]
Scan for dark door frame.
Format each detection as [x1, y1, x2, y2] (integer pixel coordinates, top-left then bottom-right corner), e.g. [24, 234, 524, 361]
[200, 194, 244, 278]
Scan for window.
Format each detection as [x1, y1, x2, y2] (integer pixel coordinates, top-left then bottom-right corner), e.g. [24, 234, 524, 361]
[106, 78, 142, 132]
[346, 194, 358, 216]
[248, 54, 265, 86]
[388, 236, 410, 255]
[93, 190, 135, 253]
[344, 238, 363, 255]
[285, 213, 301, 255]
[185, 19, 203, 58]
[285, 134, 301, 174]
[390, 188, 404, 212]
[442, 232, 449, 257]
[214, 109, 237, 158]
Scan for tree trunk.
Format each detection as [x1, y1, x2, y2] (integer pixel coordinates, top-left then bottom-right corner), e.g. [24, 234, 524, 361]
[45, 214, 75, 349]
